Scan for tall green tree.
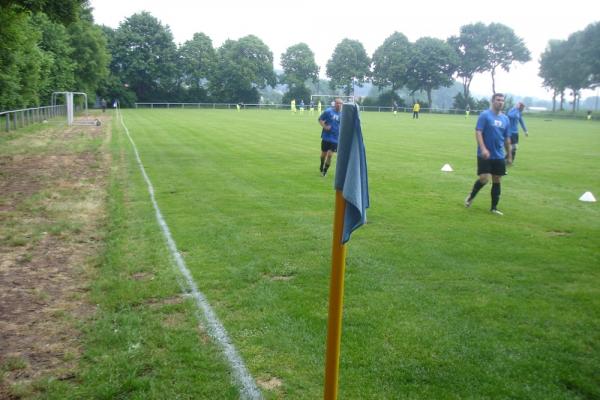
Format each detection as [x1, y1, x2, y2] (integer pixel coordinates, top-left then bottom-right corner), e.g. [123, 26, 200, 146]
[67, 7, 109, 98]
[280, 43, 319, 104]
[485, 23, 531, 93]
[280, 43, 319, 87]
[580, 22, 600, 88]
[539, 40, 568, 111]
[326, 39, 371, 96]
[561, 31, 591, 112]
[110, 12, 178, 101]
[371, 32, 412, 92]
[32, 13, 76, 103]
[406, 37, 457, 108]
[280, 43, 318, 104]
[0, 1, 108, 109]
[98, 25, 136, 106]
[178, 32, 216, 101]
[209, 35, 276, 103]
[448, 23, 489, 99]
[0, 7, 43, 109]
[1, 0, 84, 24]
[540, 23, 599, 112]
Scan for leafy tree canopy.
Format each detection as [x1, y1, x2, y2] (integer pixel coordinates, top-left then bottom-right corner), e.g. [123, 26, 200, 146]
[407, 37, 457, 108]
[371, 32, 412, 91]
[580, 22, 600, 87]
[280, 43, 319, 88]
[209, 35, 276, 103]
[448, 22, 489, 99]
[0, 7, 43, 109]
[485, 23, 531, 93]
[33, 13, 76, 101]
[0, 0, 85, 24]
[178, 32, 216, 101]
[111, 12, 178, 101]
[326, 38, 371, 96]
[67, 7, 109, 96]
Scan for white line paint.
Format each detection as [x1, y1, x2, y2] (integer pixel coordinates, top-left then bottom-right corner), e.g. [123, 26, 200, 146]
[117, 109, 262, 400]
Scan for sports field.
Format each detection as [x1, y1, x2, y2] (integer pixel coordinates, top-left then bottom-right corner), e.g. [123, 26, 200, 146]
[56, 109, 600, 398]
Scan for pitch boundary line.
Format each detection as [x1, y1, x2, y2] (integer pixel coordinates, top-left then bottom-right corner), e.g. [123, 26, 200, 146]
[117, 108, 262, 400]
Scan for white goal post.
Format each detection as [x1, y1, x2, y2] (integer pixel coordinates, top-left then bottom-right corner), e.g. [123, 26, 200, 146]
[51, 91, 100, 126]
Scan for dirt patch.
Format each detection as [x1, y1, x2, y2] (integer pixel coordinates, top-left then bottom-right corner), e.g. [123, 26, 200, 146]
[131, 272, 155, 281]
[146, 295, 186, 308]
[270, 275, 295, 281]
[162, 313, 187, 329]
[257, 376, 283, 390]
[0, 114, 110, 396]
[547, 230, 572, 237]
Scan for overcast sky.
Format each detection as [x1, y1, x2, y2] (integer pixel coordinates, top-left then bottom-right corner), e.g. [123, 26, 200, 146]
[89, 0, 599, 100]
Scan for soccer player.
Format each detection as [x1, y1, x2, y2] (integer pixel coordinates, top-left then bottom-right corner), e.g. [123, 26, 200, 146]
[506, 102, 528, 162]
[464, 93, 512, 215]
[412, 101, 420, 119]
[318, 98, 343, 177]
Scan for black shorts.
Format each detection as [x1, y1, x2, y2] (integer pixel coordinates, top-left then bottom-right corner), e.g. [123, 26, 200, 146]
[321, 140, 338, 152]
[511, 133, 519, 145]
[477, 157, 506, 176]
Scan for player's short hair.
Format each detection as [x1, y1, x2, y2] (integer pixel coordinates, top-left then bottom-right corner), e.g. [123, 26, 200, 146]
[492, 93, 505, 101]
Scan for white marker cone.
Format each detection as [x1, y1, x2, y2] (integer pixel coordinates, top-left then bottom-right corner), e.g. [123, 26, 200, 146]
[579, 192, 596, 202]
[441, 163, 453, 172]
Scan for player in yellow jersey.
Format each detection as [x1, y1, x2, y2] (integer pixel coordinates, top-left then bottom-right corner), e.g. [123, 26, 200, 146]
[412, 101, 420, 119]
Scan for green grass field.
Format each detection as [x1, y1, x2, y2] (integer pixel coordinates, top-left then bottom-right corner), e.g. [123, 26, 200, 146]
[49, 109, 600, 398]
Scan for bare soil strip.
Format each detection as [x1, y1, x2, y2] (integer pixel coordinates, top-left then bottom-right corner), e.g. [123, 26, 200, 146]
[0, 115, 110, 398]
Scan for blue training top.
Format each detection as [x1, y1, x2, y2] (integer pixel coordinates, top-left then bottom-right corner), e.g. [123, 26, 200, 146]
[507, 106, 527, 135]
[319, 107, 340, 144]
[476, 109, 510, 160]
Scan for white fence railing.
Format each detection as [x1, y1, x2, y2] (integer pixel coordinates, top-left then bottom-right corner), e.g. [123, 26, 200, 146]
[134, 102, 477, 115]
[0, 105, 66, 132]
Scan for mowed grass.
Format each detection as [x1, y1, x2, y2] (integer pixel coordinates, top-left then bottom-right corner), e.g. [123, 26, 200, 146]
[106, 108, 598, 399]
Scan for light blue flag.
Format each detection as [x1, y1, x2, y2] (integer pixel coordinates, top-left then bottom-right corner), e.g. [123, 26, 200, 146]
[334, 103, 370, 244]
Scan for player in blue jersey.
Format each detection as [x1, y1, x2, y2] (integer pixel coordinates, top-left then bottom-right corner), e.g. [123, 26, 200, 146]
[506, 102, 528, 162]
[464, 93, 512, 215]
[318, 98, 343, 176]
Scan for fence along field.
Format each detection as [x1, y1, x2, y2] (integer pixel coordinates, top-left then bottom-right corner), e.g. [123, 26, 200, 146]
[4, 108, 597, 399]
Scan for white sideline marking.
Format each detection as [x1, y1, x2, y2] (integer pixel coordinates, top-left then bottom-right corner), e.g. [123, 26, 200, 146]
[117, 109, 262, 400]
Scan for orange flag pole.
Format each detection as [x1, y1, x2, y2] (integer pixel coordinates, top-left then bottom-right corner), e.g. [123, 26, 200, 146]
[323, 190, 348, 400]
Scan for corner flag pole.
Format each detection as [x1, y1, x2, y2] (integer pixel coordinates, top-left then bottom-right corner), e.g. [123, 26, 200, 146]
[324, 190, 348, 400]
[323, 103, 369, 400]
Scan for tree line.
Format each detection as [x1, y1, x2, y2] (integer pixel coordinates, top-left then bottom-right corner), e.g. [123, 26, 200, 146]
[1, 0, 108, 110]
[539, 23, 600, 112]
[1, 1, 598, 111]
